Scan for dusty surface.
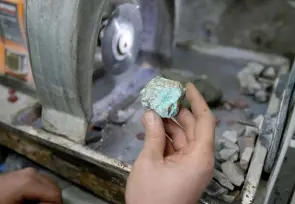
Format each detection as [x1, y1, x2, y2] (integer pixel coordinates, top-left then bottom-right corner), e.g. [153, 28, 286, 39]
[177, 0, 295, 54]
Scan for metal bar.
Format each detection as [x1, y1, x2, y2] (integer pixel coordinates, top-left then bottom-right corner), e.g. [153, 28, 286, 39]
[0, 128, 126, 204]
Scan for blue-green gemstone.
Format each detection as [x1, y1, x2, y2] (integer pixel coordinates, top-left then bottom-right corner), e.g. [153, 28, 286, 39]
[140, 76, 185, 118]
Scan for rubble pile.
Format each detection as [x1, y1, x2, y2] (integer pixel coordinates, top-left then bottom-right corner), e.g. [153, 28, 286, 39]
[238, 62, 277, 103]
[205, 115, 263, 203]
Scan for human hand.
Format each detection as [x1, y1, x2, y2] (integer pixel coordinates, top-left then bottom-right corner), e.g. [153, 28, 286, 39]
[126, 83, 216, 204]
[0, 168, 62, 204]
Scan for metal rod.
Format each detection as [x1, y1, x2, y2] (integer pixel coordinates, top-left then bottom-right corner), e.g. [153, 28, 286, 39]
[171, 117, 184, 130]
[165, 133, 173, 143]
[237, 120, 258, 128]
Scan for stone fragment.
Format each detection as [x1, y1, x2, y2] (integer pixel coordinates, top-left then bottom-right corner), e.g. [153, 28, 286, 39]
[216, 138, 239, 161]
[221, 161, 245, 186]
[222, 130, 238, 143]
[262, 67, 276, 79]
[220, 194, 236, 203]
[268, 95, 280, 116]
[205, 180, 228, 197]
[238, 135, 256, 154]
[140, 76, 185, 118]
[229, 124, 245, 136]
[109, 108, 136, 124]
[213, 169, 235, 191]
[244, 126, 257, 137]
[244, 62, 265, 76]
[229, 153, 239, 162]
[240, 147, 254, 170]
[254, 90, 268, 103]
[253, 114, 264, 126]
[238, 72, 262, 95]
[161, 69, 222, 107]
[219, 149, 239, 161]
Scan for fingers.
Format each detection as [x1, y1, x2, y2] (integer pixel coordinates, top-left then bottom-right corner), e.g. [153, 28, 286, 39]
[185, 83, 216, 148]
[163, 119, 187, 151]
[186, 83, 212, 120]
[141, 111, 166, 160]
[18, 168, 62, 204]
[22, 181, 62, 204]
[38, 172, 61, 192]
[175, 108, 195, 142]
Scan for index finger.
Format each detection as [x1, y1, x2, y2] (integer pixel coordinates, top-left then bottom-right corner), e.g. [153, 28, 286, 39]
[22, 181, 62, 204]
[185, 83, 212, 120]
[185, 83, 216, 146]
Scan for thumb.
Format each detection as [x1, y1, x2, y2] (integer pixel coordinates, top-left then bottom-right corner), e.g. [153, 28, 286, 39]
[142, 111, 166, 160]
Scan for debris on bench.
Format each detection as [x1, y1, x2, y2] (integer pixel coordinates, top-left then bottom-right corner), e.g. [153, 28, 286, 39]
[262, 66, 276, 80]
[240, 147, 254, 170]
[216, 138, 239, 161]
[221, 161, 245, 187]
[213, 169, 235, 191]
[237, 62, 277, 103]
[254, 90, 268, 103]
[220, 194, 236, 203]
[229, 153, 239, 162]
[238, 135, 256, 154]
[205, 180, 228, 197]
[222, 130, 238, 143]
[161, 69, 223, 107]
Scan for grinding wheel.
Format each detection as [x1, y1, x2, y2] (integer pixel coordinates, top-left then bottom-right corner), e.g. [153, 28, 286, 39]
[26, 0, 108, 144]
[26, 0, 175, 144]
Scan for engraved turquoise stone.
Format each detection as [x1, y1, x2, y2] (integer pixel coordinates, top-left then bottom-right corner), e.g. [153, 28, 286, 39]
[140, 76, 185, 118]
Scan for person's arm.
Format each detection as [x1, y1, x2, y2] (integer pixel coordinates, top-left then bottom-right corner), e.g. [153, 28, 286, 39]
[0, 168, 62, 204]
[126, 83, 215, 204]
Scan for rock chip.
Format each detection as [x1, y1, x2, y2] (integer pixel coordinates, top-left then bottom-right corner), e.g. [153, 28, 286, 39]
[220, 194, 236, 203]
[219, 149, 239, 161]
[244, 126, 258, 137]
[213, 169, 235, 191]
[161, 69, 222, 107]
[262, 67, 276, 79]
[216, 138, 239, 161]
[240, 147, 254, 170]
[222, 130, 238, 143]
[253, 114, 264, 126]
[229, 153, 239, 162]
[205, 180, 228, 197]
[238, 72, 262, 95]
[221, 161, 245, 186]
[238, 135, 256, 154]
[244, 62, 265, 76]
[229, 124, 245, 136]
[254, 90, 268, 103]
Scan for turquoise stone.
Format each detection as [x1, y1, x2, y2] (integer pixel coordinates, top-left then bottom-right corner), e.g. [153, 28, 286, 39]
[140, 76, 185, 118]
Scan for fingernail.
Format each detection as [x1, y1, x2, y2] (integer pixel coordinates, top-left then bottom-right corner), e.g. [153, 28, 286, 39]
[144, 111, 158, 126]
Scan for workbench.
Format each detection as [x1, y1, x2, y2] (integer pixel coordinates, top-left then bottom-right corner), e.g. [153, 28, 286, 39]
[0, 45, 293, 204]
